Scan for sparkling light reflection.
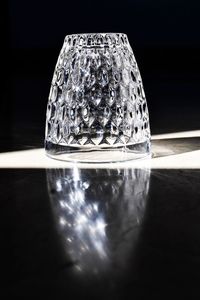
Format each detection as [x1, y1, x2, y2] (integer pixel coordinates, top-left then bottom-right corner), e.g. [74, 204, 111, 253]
[47, 167, 150, 275]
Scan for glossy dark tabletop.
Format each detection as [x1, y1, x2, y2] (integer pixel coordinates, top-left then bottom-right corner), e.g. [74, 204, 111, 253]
[2, 165, 199, 299]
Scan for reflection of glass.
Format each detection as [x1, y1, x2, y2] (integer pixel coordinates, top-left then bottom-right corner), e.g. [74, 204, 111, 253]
[47, 167, 150, 276]
[45, 33, 151, 162]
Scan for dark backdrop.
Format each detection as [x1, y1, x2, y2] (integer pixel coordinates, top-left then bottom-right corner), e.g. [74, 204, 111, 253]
[3, 0, 200, 151]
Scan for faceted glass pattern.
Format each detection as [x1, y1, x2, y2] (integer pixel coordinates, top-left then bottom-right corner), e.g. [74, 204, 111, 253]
[45, 33, 151, 162]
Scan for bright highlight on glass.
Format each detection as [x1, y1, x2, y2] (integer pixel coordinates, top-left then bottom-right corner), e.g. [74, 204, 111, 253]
[45, 33, 151, 162]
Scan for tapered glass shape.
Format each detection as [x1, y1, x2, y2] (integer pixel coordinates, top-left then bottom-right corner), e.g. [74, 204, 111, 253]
[45, 33, 151, 162]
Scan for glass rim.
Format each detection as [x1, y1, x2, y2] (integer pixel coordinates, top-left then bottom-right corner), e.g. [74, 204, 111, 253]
[63, 33, 130, 47]
[64, 32, 128, 38]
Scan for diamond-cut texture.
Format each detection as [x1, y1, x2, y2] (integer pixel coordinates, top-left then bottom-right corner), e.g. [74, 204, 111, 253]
[45, 33, 150, 147]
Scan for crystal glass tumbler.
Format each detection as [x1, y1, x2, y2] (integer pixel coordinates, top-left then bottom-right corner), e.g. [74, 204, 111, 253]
[45, 33, 151, 162]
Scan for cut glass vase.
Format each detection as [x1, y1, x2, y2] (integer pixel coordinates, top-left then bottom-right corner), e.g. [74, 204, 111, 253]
[45, 33, 151, 162]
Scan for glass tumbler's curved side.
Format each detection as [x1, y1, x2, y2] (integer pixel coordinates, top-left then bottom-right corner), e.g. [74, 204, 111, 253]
[45, 33, 151, 162]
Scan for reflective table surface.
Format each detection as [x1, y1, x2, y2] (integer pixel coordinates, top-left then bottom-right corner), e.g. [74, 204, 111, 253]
[2, 130, 200, 299]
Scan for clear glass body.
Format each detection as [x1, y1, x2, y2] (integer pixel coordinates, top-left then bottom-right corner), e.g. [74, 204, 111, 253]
[45, 33, 151, 162]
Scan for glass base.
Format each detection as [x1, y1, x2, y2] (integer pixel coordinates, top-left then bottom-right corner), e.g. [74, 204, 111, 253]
[45, 140, 151, 163]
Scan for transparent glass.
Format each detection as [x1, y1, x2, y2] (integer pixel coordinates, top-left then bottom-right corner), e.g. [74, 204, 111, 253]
[45, 33, 151, 162]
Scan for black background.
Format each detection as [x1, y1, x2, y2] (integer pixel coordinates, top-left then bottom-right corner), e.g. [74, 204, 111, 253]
[2, 1, 200, 298]
[3, 0, 200, 151]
